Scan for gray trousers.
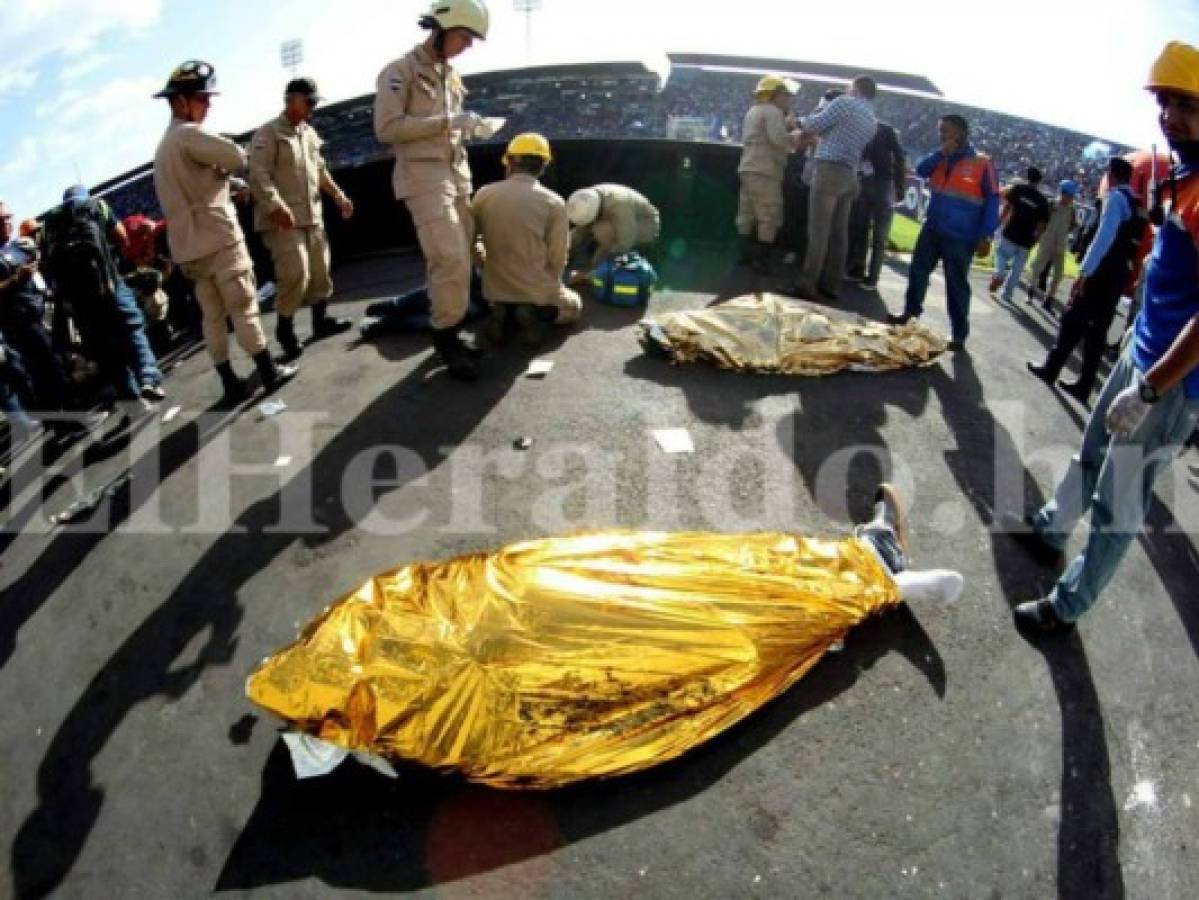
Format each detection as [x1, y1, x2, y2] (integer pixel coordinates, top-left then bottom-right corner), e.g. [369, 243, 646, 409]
[798, 160, 860, 297]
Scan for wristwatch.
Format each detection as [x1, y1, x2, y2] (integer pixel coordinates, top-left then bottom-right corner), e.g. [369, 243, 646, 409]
[1138, 377, 1161, 404]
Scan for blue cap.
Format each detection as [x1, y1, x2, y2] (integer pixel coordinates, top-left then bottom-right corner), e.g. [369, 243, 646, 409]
[1059, 179, 1079, 197]
[63, 184, 90, 203]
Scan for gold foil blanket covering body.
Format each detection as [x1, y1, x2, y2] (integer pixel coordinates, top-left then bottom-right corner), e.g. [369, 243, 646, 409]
[641, 293, 947, 375]
[247, 531, 901, 788]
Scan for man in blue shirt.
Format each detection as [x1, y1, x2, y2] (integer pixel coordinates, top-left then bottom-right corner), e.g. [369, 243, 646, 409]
[1027, 157, 1148, 402]
[886, 115, 999, 350]
[1008, 41, 1199, 633]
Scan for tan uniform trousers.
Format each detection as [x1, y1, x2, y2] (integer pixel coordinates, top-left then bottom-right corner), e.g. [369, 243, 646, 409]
[493, 285, 583, 325]
[1030, 236, 1068, 300]
[180, 242, 268, 365]
[405, 189, 474, 331]
[262, 226, 334, 318]
[737, 172, 785, 243]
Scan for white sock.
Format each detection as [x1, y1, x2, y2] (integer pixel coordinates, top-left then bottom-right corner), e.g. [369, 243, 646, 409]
[895, 569, 964, 604]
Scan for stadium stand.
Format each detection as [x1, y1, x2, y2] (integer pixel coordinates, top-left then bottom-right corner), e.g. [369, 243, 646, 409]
[92, 55, 1134, 226]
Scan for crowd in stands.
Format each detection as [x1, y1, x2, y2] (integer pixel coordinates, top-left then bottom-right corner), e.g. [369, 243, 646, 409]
[92, 62, 1131, 245]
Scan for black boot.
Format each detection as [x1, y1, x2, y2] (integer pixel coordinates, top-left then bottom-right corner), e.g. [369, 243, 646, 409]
[483, 304, 512, 346]
[739, 237, 757, 266]
[216, 361, 248, 407]
[514, 304, 552, 348]
[1059, 378, 1093, 404]
[276, 315, 303, 360]
[312, 302, 352, 339]
[253, 349, 299, 394]
[752, 241, 772, 274]
[432, 328, 480, 381]
[1026, 360, 1058, 386]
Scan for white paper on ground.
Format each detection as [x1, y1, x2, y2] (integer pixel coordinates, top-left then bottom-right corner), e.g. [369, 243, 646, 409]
[282, 732, 350, 779]
[652, 428, 695, 454]
[281, 732, 401, 780]
[258, 400, 287, 418]
[162, 405, 182, 423]
[274, 455, 292, 468]
[525, 359, 554, 378]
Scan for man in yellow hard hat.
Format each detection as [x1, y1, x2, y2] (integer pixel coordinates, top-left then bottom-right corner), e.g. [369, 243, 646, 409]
[736, 75, 803, 273]
[1009, 41, 1199, 634]
[472, 133, 581, 347]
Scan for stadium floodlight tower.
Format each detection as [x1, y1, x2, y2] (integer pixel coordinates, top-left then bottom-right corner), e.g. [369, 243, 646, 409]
[513, 0, 542, 64]
[280, 39, 304, 77]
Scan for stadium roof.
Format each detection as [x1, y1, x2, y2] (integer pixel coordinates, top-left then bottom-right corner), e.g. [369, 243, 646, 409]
[667, 53, 942, 97]
[467, 61, 660, 87]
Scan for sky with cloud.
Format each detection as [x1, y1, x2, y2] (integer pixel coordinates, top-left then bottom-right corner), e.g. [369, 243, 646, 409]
[0, 0, 1194, 220]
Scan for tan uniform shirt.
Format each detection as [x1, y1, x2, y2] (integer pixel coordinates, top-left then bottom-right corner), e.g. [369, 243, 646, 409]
[248, 113, 328, 232]
[473, 174, 570, 305]
[572, 184, 661, 253]
[153, 118, 247, 264]
[374, 43, 471, 200]
[738, 104, 795, 180]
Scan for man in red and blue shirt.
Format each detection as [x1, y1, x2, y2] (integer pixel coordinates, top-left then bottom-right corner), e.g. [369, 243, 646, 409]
[1009, 41, 1199, 632]
[887, 114, 999, 350]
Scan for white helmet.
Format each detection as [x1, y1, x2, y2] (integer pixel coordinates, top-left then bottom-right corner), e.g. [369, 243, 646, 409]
[567, 188, 602, 226]
[421, 0, 490, 39]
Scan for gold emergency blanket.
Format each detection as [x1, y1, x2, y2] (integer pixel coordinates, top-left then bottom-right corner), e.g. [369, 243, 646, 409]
[247, 531, 901, 788]
[640, 292, 946, 375]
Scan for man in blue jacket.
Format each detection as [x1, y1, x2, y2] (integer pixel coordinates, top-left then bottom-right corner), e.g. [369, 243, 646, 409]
[887, 115, 1000, 350]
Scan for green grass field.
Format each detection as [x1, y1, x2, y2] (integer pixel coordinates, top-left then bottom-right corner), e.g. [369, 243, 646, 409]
[889, 215, 1080, 280]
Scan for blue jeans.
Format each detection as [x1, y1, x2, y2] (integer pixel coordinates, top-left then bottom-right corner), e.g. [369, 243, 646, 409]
[855, 519, 907, 575]
[903, 226, 975, 343]
[113, 279, 163, 387]
[1, 342, 37, 432]
[993, 236, 1031, 301]
[1032, 347, 1199, 621]
[364, 275, 487, 334]
[75, 280, 162, 400]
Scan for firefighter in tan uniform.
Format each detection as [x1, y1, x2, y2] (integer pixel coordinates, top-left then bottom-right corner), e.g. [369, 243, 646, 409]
[737, 75, 802, 271]
[249, 77, 354, 360]
[566, 184, 661, 271]
[151, 60, 297, 405]
[373, 0, 498, 381]
[472, 133, 582, 348]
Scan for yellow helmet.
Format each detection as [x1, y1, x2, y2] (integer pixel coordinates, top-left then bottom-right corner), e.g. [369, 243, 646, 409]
[755, 75, 799, 99]
[503, 132, 552, 164]
[1146, 41, 1199, 98]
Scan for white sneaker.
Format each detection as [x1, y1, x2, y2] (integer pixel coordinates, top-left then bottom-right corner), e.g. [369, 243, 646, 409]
[895, 569, 965, 604]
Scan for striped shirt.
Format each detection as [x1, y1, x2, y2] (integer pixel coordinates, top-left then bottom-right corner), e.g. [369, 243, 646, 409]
[800, 95, 878, 170]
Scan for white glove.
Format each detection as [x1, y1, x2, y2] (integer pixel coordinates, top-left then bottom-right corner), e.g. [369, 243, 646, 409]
[1105, 374, 1153, 438]
[450, 111, 483, 135]
[474, 117, 505, 140]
